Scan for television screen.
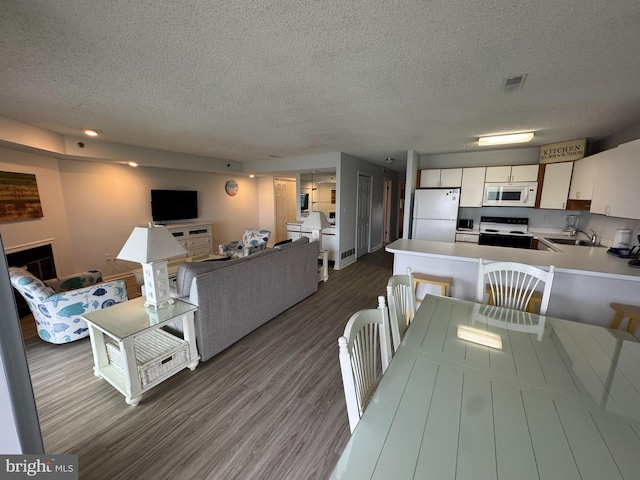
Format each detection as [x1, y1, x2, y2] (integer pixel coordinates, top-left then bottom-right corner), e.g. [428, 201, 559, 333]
[151, 190, 198, 222]
[300, 193, 309, 211]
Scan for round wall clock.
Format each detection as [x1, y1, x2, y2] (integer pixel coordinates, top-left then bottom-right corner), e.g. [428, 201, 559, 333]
[225, 180, 238, 196]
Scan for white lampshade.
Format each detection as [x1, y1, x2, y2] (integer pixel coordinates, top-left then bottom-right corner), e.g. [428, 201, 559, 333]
[302, 211, 331, 230]
[117, 223, 187, 263]
[117, 223, 187, 309]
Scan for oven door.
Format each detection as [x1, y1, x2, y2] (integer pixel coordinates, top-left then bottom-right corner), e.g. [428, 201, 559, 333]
[479, 233, 533, 249]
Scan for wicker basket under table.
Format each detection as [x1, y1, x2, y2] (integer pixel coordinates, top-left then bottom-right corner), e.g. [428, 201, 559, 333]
[106, 328, 190, 387]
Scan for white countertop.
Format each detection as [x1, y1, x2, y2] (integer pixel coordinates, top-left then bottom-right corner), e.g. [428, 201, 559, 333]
[385, 238, 640, 282]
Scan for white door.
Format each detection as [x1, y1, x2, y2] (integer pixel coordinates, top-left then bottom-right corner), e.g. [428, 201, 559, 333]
[356, 174, 372, 258]
[274, 178, 297, 243]
[383, 178, 392, 243]
[412, 218, 457, 242]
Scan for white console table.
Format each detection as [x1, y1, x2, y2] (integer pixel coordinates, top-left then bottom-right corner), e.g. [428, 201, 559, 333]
[165, 222, 214, 259]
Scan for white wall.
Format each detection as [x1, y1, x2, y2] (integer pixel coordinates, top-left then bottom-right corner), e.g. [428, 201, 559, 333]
[0, 149, 260, 276]
[338, 153, 390, 265]
[57, 159, 260, 274]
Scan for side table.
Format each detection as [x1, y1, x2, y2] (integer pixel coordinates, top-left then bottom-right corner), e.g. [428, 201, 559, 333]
[82, 297, 199, 406]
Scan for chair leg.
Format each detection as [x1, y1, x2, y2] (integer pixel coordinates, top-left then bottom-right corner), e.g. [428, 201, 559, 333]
[627, 318, 639, 336]
[610, 312, 625, 330]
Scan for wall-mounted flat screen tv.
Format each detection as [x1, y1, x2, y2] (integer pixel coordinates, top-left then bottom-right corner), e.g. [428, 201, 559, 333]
[300, 193, 309, 212]
[151, 189, 198, 222]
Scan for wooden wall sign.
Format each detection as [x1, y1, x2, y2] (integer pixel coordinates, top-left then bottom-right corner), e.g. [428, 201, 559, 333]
[539, 138, 586, 163]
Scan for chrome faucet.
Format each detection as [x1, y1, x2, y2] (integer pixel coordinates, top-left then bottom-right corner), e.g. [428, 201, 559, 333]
[577, 229, 597, 246]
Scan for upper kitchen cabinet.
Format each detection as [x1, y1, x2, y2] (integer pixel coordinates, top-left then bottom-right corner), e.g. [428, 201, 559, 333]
[419, 168, 462, 188]
[459, 167, 486, 207]
[590, 140, 640, 219]
[538, 161, 573, 209]
[566, 154, 598, 210]
[485, 164, 539, 183]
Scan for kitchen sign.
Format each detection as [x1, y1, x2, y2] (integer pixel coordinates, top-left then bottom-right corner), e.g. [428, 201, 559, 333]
[539, 138, 586, 163]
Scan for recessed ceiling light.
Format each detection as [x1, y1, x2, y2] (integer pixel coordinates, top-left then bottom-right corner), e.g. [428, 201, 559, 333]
[127, 162, 138, 167]
[478, 132, 534, 146]
[83, 129, 100, 137]
[249, 174, 255, 178]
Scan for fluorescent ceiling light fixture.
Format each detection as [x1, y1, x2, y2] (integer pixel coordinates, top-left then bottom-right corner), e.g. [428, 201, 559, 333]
[83, 129, 100, 137]
[478, 132, 534, 146]
[457, 325, 503, 349]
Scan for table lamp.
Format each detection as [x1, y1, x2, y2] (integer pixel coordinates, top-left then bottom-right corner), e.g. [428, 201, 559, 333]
[117, 223, 187, 309]
[302, 211, 330, 251]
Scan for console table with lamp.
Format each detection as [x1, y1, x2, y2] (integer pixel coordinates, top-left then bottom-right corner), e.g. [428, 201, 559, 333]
[301, 211, 330, 282]
[82, 223, 200, 405]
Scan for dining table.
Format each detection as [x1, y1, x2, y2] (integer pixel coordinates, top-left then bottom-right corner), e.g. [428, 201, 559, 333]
[329, 294, 640, 480]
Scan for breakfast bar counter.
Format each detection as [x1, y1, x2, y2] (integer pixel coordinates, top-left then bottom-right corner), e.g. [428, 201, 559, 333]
[386, 239, 640, 331]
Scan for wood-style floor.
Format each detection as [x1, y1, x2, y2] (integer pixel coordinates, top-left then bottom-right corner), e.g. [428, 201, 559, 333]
[22, 248, 394, 479]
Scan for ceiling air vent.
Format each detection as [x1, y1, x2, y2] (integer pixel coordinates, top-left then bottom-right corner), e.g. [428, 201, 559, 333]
[502, 74, 527, 93]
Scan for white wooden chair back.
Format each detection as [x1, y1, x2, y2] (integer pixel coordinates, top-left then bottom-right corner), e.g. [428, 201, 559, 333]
[477, 258, 555, 315]
[386, 272, 416, 352]
[338, 296, 392, 433]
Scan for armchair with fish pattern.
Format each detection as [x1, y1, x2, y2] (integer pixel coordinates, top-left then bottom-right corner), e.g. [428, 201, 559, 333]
[9, 267, 128, 344]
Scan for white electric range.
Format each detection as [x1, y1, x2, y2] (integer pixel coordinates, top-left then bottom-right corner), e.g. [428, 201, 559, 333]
[478, 216, 534, 249]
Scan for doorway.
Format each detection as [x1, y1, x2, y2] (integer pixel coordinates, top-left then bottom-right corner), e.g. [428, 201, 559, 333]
[274, 178, 297, 243]
[356, 173, 372, 258]
[382, 178, 392, 244]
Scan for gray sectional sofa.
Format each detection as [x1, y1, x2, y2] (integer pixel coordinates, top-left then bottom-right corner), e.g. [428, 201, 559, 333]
[173, 237, 319, 361]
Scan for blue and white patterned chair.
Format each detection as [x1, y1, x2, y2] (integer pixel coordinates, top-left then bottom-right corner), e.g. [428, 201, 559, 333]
[9, 267, 128, 344]
[219, 229, 271, 257]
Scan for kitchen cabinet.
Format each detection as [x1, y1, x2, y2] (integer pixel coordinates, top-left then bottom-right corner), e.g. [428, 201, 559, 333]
[539, 161, 573, 209]
[459, 167, 486, 207]
[455, 232, 479, 243]
[590, 139, 640, 220]
[419, 168, 462, 188]
[287, 222, 337, 261]
[485, 164, 539, 183]
[569, 155, 597, 201]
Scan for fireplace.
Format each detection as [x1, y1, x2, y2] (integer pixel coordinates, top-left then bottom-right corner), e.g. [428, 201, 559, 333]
[6, 242, 57, 318]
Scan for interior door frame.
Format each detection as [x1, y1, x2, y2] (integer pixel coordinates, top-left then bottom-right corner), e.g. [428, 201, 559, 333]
[356, 172, 373, 258]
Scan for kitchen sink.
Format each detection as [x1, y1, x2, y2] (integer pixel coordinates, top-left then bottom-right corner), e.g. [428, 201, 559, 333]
[545, 238, 604, 247]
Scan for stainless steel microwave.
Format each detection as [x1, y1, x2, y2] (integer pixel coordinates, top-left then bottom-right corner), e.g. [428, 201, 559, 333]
[483, 182, 537, 207]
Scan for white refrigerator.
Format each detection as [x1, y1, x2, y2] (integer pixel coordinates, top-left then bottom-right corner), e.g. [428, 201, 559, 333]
[411, 188, 460, 242]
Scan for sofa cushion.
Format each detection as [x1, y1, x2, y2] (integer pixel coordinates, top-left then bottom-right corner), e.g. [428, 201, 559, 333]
[273, 238, 292, 247]
[274, 236, 310, 250]
[175, 249, 279, 297]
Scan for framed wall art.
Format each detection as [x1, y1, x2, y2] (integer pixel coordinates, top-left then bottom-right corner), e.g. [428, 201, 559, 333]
[0, 171, 44, 221]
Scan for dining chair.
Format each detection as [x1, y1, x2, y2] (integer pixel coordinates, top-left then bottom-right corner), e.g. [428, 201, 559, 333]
[338, 296, 392, 433]
[476, 258, 555, 315]
[386, 269, 417, 352]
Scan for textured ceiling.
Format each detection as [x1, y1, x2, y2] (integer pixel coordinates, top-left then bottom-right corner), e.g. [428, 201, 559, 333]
[1, 0, 640, 171]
